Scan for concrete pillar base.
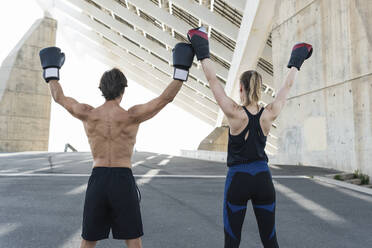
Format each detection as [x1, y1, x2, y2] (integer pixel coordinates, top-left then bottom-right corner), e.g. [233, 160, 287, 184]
[198, 126, 229, 152]
[0, 17, 57, 152]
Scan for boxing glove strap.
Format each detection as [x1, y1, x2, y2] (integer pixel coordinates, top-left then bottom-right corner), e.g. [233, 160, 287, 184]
[173, 68, 188, 81]
[44, 68, 59, 80]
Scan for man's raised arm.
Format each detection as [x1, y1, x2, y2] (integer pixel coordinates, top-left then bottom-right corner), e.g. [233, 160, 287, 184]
[40, 47, 93, 121]
[48, 80, 93, 121]
[128, 79, 183, 123]
[128, 43, 195, 123]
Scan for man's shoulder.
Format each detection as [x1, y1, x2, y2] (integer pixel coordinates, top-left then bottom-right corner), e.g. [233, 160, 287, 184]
[82, 104, 95, 111]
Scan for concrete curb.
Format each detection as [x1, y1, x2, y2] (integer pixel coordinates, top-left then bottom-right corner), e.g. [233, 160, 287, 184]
[180, 150, 275, 163]
[180, 150, 227, 163]
[0, 151, 49, 157]
[313, 176, 372, 196]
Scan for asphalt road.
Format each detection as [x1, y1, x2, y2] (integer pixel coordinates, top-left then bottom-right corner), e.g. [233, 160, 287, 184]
[0, 152, 371, 247]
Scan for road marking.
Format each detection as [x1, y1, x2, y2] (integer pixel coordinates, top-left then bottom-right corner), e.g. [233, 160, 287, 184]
[146, 156, 156, 160]
[17, 159, 77, 174]
[0, 152, 47, 157]
[0, 173, 309, 179]
[274, 181, 346, 224]
[132, 160, 144, 167]
[313, 180, 372, 203]
[274, 175, 308, 178]
[52, 159, 75, 165]
[65, 183, 87, 195]
[136, 169, 160, 185]
[59, 228, 82, 248]
[16, 157, 47, 162]
[158, 159, 170, 166]
[0, 223, 20, 237]
[0, 173, 90, 177]
[74, 159, 93, 164]
[21, 165, 65, 174]
[269, 164, 282, 170]
[137, 174, 226, 179]
[0, 168, 20, 173]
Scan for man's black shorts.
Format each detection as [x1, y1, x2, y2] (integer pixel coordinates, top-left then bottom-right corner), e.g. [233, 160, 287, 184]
[82, 167, 143, 241]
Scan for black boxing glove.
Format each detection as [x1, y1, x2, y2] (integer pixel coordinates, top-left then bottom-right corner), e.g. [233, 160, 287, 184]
[39, 47, 65, 83]
[172, 43, 195, 81]
[287, 43, 313, 70]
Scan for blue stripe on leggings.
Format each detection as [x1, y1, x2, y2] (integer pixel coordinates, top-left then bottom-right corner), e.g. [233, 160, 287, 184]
[269, 226, 276, 240]
[224, 171, 237, 240]
[252, 202, 275, 212]
[227, 202, 247, 213]
[228, 161, 269, 176]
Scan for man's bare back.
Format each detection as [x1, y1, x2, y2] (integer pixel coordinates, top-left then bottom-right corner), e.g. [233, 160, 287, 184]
[84, 101, 139, 168]
[48, 77, 183, 171]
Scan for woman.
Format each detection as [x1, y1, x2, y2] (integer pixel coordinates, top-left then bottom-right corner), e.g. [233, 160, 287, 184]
[188, 27, 312, 248]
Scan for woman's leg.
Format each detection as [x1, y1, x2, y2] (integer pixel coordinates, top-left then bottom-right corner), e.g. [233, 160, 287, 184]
[252, 172, 279, 248]
[224, 171, 250, 248]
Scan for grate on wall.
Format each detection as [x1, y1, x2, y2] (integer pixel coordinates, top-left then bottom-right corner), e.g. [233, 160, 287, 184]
[173, 31, 188, 43]
[114, 14, 134, 29]
[210, 28, 236, 51]
[112, 0, 128, 8]
[128, 51, 145, 62]
[145, 33, 167, 49]
[150, 51, 170, 64]
[216, 75, 226, 85]
[149, 0, 159, 6]
[122, 35, 141, 48]
[267, 34, 272, 47]
[257, 58, 273, 76]
[138, 10, 163, 30]
[213, 0, 243, 28]
[171, 4, 199, 27]
[92, 16, 111, 30]
[210, 53, 230, 70]
[154, 66, 170, 77]
[84, 0, 101, 9]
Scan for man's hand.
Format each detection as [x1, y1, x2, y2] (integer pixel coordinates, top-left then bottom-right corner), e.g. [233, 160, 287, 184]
[172, 43, 195, 81]
[39, 47, 65, 83]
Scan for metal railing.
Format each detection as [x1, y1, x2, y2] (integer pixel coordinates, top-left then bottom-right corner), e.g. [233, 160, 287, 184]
[64, 143, 77, 152]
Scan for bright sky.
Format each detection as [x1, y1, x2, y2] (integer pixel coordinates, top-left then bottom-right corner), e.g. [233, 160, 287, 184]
[0, 0, 214, 155]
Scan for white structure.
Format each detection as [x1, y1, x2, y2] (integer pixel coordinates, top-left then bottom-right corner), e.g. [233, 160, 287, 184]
[36, 0, 276, 128]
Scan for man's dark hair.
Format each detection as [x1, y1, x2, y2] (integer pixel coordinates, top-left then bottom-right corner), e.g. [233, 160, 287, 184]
[99, 68, 128, 100]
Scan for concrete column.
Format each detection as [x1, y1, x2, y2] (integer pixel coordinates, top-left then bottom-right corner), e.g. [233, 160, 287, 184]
[271, 0, 372, 176]
[0, 17, 57, 152]
[198, 126, 229, 152]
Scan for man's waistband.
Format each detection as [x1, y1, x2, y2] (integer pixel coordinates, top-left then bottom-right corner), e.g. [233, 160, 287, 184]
[92, 166, 133, 175]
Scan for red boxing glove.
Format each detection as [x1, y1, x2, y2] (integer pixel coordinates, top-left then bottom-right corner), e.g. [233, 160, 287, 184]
[287, 43, 313, 70]
[187, 27, 210, 61]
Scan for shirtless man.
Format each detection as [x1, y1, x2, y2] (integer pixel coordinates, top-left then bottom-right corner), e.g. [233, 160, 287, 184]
[39, 43, 195, 248]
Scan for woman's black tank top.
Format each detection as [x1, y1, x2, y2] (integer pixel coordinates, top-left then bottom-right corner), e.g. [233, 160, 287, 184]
[227, 106, 268, 167]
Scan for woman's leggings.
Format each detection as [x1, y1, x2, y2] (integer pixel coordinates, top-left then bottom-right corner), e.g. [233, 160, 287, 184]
[224, 161, 279, 248]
